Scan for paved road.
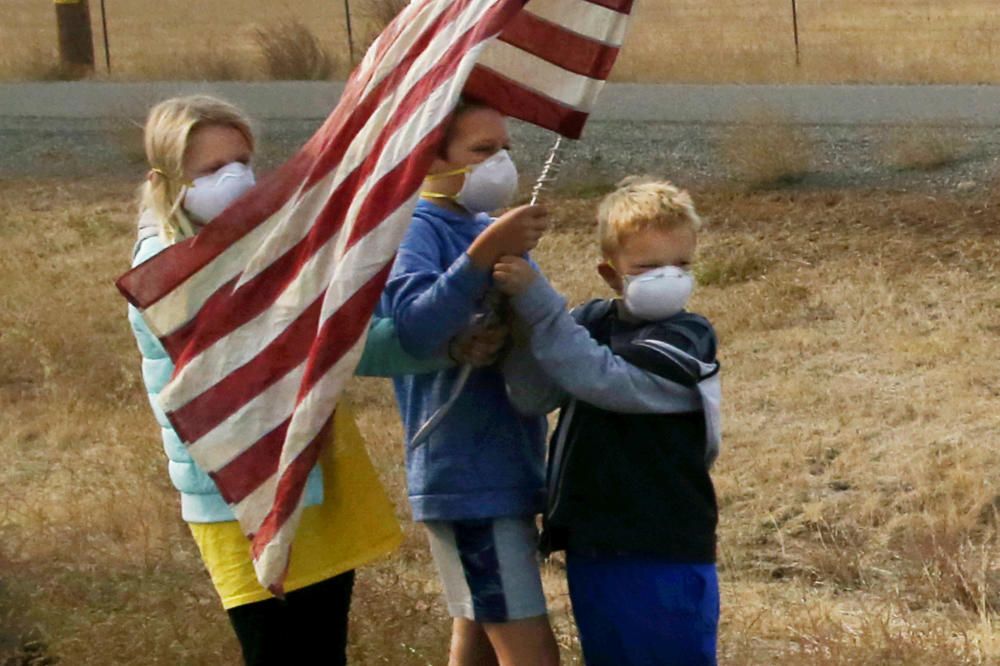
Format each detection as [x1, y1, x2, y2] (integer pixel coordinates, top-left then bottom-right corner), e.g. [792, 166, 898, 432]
[2, 83, 999, 188]
[5, 82, 1000, 126]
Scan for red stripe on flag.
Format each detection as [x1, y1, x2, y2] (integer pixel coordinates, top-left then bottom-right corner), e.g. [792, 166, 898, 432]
[163, 3, 527, 373]
[167, 130, 442, 441]
[581, 0, 633, 12]
[165, 75, 481, 373]
[499, 11, 620, 79]
[298, 265, 394, 400]
[115, 0, 492, 314]
[209, 419, 289, 505]
[200, 266, 388, 504]
[250, 416, 332, 560]
[465, 66, 591, 139]
[303, 0, 486, 191]
[169, 298, 323, 445]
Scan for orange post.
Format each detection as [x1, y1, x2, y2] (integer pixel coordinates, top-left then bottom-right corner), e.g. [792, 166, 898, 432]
[54, 0, 95, 75]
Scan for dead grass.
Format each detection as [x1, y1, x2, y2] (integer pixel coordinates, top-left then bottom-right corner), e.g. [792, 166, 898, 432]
[716, 112, 814, 189]
[881, 127, 972, 171]
[4, 0, 1000, 82]
[1, 178, 998, 664]
[0, 46, 84, 82]
[355, 0, 409, 56]
[253, 20, 335, 81]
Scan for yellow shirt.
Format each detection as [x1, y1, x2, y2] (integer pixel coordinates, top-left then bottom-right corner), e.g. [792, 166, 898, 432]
[188, 402, 402, 609]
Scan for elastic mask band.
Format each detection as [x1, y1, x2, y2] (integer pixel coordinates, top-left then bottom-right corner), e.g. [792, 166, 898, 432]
[424, 166, 468, 181]
[420, 190, 458, 200]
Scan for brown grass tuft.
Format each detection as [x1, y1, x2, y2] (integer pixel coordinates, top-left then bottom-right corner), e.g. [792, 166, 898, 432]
[354, 0, 409, 59]
[0, 46, 86, 81]
[252, 19, 335, 81]
[362, 0, 409, 33]
[881, 126, 971, 171]
[716, 113, 814, 190]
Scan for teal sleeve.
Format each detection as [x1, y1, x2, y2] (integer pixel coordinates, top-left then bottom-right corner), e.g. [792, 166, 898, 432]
[355, 317, 453, 377]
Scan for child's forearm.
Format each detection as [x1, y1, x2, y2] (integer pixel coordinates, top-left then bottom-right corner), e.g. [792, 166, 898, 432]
[510, 275, 702, 414]
[502, 342, 567, 415]
[355, 317, 452, 377]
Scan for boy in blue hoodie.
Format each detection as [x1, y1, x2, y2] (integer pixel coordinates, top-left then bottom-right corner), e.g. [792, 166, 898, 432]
[495, 178, 722, 666]
[379, 100, 558, 665]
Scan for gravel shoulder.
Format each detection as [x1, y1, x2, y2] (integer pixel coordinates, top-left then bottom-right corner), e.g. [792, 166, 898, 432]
[3, 116, 999, 194]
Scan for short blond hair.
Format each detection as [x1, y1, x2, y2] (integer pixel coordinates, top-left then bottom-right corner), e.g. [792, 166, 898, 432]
[597, 176, 702, 256]
[138, 95, 255, 244]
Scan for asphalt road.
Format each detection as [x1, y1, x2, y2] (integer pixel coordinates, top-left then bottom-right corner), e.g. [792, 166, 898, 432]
[3, 83, 1000, 189]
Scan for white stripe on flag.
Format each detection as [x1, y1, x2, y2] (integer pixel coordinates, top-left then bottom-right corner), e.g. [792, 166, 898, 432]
[252, 502, 306, 591]
[234, 470, 280, 537]
[158, 50, 482, 414]
[144, 0, 503, 339]
[172, 197, 419, 457]
[523, 0, 629, 45]
[477, 41, 606, 110]
[141, 209, 288, 338]
[185, 365, 305, 472]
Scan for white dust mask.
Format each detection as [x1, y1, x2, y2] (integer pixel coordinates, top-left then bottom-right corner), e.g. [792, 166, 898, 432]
[455, 149, 518, 213]
[622, 265, 695, 321]
[423, 150, 519, 214]
[183, 161, 256, 224]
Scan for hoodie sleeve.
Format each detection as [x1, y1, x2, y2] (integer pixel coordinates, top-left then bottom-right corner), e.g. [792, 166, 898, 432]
[380, 216, 491, 359]
[509, 272, 702, 414]
[355, 317, 453, 377]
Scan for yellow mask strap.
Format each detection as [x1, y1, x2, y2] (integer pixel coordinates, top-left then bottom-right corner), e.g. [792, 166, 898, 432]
[420, 190, 458, 200]
[424, 165, 468, 181]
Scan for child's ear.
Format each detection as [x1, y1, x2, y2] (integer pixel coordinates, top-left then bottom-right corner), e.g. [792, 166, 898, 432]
[597, 261, 624, 294]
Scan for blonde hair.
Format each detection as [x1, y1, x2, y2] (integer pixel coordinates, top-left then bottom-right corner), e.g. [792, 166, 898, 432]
[597, 176, 703, 256]
[138, 95, 255, 244]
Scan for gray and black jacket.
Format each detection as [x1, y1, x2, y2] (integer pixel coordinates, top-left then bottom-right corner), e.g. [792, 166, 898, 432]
[504, 275, 721, 562]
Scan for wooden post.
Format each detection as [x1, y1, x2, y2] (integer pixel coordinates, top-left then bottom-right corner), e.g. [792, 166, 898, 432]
[791, 0, 801, 66]
[54, 0, 95, 75]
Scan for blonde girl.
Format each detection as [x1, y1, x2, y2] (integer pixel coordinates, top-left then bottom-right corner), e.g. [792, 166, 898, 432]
[127, 95, 499, 665]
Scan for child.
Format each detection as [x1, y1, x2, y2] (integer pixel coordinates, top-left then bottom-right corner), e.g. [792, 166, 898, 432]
[379, 99, 559, 666]
[127, 95, 502, 665]
[494, 178, 722, 666]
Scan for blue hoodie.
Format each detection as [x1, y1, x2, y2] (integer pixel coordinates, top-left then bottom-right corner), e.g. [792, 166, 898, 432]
[379, 200, 546, 522]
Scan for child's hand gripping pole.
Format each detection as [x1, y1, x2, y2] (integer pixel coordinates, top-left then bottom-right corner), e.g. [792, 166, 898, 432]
[411, 138, 564, 447]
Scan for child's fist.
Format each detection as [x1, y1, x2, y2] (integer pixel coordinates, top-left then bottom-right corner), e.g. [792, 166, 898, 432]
[493, 255, 537, 296]
[468, 205, 548, 269]
[448, 323, 509, 367]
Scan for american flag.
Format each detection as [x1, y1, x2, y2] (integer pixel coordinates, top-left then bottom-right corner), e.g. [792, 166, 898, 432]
[116, 0, 635, 593]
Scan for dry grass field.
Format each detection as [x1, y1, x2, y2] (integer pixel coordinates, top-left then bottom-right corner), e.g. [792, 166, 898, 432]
[1, 173, 998, 664]
[4, 0, 1000, 83]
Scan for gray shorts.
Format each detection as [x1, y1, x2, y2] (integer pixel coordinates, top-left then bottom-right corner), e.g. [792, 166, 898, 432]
[423, 517, 548, 622]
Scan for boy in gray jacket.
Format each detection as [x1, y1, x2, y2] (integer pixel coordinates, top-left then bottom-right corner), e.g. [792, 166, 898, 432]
[495, 177, 721, 666]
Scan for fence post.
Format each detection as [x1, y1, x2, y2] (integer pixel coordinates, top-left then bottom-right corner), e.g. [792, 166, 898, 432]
[343, 0, 356, 67]
[54, 0, 95, 76]
[99, 0, 111, 75]
[791, 0, 801, 66]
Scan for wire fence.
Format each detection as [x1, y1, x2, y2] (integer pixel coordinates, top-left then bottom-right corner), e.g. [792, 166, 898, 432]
[3, 0, 1000, 83]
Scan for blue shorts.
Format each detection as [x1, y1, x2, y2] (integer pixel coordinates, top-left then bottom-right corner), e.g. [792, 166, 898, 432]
[566, 551, 719, 666]
[424, 517, 548, 622]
